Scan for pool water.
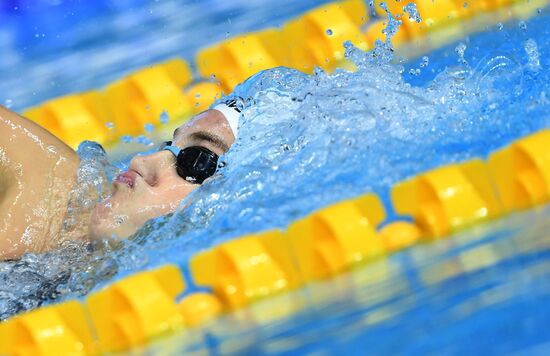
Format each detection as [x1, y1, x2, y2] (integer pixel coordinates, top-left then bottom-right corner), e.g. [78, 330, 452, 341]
[1, 1, 550, 353]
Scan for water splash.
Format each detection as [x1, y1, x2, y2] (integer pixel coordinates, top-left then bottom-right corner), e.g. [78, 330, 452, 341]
[124, 40, 536, 267]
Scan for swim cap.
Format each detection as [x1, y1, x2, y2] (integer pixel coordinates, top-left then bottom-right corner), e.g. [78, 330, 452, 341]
[213, 98, 241, 138]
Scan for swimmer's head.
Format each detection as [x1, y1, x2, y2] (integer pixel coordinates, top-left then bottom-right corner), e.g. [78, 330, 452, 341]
[88, 106, 238, 241]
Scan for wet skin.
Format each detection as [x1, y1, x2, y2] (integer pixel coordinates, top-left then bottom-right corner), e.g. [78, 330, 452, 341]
[0, 105, 79, 260]
[0, 106, 235, 260]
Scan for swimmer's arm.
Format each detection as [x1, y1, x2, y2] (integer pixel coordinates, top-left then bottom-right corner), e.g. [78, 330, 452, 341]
[0, 105, 78, 165]
[0, 105, 80, 259]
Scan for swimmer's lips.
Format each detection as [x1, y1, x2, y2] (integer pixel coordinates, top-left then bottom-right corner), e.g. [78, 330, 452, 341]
[114, 170, 140, 189]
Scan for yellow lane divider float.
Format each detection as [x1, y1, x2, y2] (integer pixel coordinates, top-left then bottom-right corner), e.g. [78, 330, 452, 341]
[2, 129, 549, 355]
[392, 160, 503, 237]
[19, 0, 546, 150]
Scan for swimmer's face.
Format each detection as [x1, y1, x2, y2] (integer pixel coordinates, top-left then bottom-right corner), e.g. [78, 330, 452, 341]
[89, 109, 235, 241]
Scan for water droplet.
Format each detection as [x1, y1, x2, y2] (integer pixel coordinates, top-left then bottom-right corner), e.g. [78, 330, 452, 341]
[518, 21, 527, 30]
[4, 99, 13, 108]
[420, 56, 429, 68]
[159, 111, 170, 124]
[497, 22, 503, 31]
[144, 123, 155, 133]
[105, 122, 114, 129]
[404, 3, 422, 23]
[135, 135, 153, 146]
[326, 29, 333, 36]
[455, 42, 467, 64]
[121, 135, 133, 144]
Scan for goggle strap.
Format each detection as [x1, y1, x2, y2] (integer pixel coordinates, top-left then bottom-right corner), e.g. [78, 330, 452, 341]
[162, 145, 181, 157]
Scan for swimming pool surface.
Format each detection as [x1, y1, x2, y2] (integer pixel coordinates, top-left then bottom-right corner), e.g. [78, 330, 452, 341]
[1, 1, 549, 354]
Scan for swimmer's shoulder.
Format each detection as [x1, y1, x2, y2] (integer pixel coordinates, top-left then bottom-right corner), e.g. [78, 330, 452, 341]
[0, 105, 80, 260]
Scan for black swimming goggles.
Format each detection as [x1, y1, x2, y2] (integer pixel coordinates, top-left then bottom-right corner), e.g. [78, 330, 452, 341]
[160, 141, 219, 184]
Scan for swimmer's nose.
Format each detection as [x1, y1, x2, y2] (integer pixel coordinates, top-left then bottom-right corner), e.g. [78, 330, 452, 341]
[129, 150, 174, 187]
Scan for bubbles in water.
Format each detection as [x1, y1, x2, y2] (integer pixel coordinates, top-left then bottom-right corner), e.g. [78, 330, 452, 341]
[4, 99, 13, 108]
[121, 135, 133, 144]
[524, 38, 541, 71]
[497, 22, 504, 31]
[326, 29, 333, 36]
[518, 21, 527, 30]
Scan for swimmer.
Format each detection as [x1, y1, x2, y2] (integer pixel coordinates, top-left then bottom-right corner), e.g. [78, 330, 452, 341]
[0, 100, 241, 260]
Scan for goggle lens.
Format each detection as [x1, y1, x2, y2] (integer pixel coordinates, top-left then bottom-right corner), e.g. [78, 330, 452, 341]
[161, 141, 219, 184]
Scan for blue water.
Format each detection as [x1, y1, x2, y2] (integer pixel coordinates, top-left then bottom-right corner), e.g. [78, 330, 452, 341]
[1, 1, 550, 353]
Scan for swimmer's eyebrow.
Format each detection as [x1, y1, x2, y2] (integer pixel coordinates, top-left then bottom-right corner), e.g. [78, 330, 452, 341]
[188, 131, 230, 152]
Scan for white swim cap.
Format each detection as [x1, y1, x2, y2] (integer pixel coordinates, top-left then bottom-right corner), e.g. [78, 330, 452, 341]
[213, 98, 241, 138]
